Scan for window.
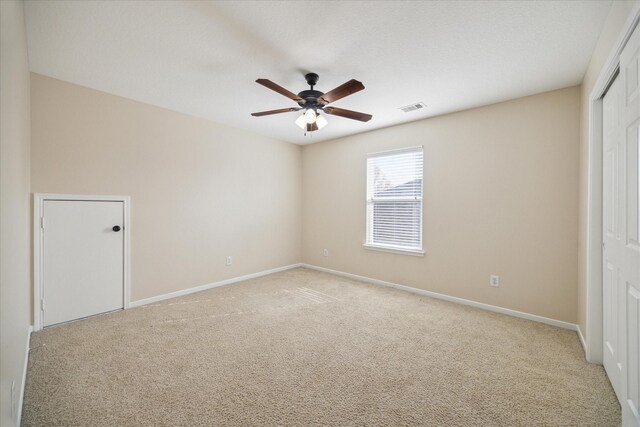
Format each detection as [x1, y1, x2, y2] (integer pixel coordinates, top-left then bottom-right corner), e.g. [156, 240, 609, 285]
[365, 146, 424, 255]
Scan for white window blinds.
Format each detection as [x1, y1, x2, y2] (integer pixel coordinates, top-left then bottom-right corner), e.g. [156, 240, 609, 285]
[366, 147, 423, 252]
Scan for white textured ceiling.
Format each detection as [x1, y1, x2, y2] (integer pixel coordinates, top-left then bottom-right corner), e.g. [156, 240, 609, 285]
[24, 1, 611, 145]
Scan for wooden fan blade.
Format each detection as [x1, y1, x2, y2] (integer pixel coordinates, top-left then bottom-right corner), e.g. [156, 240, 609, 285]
[256, 79, 303, 102]
[306, 122, 319, 132]
[323, 107, 372, 122]
[251, 107, 301, 117]
[319, 79, 365, 105]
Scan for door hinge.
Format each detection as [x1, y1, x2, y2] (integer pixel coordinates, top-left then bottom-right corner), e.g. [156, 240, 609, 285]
[40, 216, 45, 229]
[40, 298, 45, 312]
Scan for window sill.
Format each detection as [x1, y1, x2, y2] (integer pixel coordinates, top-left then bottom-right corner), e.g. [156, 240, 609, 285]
[362, 243, 425, 257]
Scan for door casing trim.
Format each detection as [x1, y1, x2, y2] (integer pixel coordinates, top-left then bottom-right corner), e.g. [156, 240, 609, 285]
[33, 193, 131, 331]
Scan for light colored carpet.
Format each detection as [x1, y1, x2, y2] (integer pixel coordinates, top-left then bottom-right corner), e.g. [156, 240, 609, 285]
[23, 267, 619, 426]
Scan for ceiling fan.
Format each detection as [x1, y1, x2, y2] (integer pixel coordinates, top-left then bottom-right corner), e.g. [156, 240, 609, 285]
[251, 73, 372, 133]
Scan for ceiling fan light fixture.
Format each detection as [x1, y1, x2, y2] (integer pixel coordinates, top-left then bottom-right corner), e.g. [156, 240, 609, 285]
[304, 108, 317, 124]
[295, 114, 306, 129]
[252, 73, 372, 134]
[316, 114, 328, 129]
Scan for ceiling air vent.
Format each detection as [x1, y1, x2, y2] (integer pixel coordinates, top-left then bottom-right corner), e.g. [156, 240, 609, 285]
[399, 102, 426, 113]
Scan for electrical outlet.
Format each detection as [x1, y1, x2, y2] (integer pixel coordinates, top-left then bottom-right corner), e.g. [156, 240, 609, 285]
[323, 249, 329, 257]
[490, 275, 500, 287]
[226, 256, 232, 266]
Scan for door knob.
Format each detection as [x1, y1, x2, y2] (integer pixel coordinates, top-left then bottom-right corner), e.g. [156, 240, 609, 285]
[112, 225, 121, 232]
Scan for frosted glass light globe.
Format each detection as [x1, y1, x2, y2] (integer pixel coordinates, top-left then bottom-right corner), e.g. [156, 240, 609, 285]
[304, 109, 317, 124]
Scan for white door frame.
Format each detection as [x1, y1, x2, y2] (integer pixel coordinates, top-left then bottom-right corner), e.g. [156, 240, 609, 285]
[584, 5, 640, 363]
[33, 193, 131, 331]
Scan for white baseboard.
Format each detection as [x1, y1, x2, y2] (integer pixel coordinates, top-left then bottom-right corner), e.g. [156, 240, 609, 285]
[17, 325, 33, 427]
[132, 261, 578, 331]
[302, 264, 578, 331]
[577, 324, 587, 353]
[129, 263, 303, 308]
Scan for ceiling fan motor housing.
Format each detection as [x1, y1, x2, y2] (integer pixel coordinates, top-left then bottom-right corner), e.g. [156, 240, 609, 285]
[297, 89, 324, 107]
[298, 73, 323, 108]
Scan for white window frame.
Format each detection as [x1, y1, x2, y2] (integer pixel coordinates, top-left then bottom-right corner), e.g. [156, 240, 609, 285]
[364, 146, 425, 256]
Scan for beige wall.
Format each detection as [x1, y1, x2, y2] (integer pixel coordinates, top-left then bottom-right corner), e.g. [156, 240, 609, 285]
[31, 74, 302, 302]
[302, 87, 580, 323]
[1, 1, 32, 425]
[577, 1, 637, 343]
[23, 4, 631, 356]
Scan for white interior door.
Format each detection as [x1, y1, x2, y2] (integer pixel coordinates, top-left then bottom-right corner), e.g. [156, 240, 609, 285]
[42, 200, 124, 327]
[603, 22, 640, 427]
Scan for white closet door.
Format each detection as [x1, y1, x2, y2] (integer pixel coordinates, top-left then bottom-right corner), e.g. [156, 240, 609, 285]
[603, 73, 623, 398]
[604, 21, 640, 427]
[620, 22, 640, 427]
[43, 200, 124, 327]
